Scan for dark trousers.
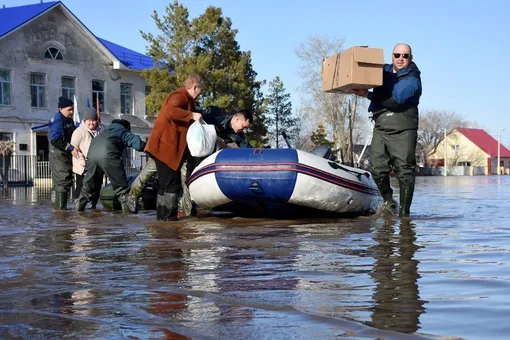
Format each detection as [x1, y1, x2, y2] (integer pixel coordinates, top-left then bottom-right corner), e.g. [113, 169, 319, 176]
[50, 152, 73, 193]
[73, 173, 84, 199]
[369, 128, 418, 210]
[81, 158, 128, 203]
[369, 129, 417, 187]
[154, 157, 182, 196]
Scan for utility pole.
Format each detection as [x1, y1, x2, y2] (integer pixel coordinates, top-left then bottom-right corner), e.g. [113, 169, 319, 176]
[444, 129, 447, 177]
[498, 128, 506, 175]
[348, 99, 355, 167]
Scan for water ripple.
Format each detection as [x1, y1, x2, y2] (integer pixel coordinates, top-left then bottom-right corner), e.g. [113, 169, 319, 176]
[2, 177, 510, 339]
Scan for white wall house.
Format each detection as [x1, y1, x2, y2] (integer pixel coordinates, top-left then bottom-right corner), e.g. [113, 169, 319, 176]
[428, 127, 510, 175]
[0, 1, 155, 162]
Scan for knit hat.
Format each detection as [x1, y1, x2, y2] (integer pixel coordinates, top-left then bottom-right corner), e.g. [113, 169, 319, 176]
[112, 119, 131, 131]
[58, 96, 74, 109]
[82, 108, 98, 121]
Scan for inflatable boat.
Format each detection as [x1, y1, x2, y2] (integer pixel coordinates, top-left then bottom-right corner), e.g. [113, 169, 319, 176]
[187, 147, 381, 218]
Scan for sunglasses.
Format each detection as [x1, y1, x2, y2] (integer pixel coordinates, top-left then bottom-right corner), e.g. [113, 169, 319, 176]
[393, 53, 410, 59]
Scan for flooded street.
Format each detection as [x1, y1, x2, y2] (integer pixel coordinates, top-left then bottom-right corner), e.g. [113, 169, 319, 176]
[1, 176, 509, 339]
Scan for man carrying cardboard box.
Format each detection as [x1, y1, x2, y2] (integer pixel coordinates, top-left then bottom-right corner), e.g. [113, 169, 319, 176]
[351, 43, 422, 218]
[322, 46, 385, 93]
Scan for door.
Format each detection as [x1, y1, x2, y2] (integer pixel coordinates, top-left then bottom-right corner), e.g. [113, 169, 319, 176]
[36, 134, 49, 161]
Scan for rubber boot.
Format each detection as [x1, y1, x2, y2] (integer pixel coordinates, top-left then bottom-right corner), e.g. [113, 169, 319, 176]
[181, 186, 196, 217]
[126, 194, 139, 214]
[375, 177, 398, 217]
[375, 176, 393, 201]
[399, 185, 415, 218]
[90, 192, 100, 210]
[76, 195, 88, 212]
[156, 194, 164, 220]
[119, 194, 131, 214]
[189, 203, 198, 217]
[379, 200, 398, 217]
[183, 200, 197, 217]
[59, 192, 69, 210]
[52, 191, 68, 210]
[157, 193, 179, 221]
[51, 190, 58, 210]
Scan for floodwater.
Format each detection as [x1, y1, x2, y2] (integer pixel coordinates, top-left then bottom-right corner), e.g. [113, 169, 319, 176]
[0, 176, 509, 339]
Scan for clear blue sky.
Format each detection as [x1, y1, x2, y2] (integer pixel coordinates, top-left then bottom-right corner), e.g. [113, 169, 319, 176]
[7, 0, 510, 141]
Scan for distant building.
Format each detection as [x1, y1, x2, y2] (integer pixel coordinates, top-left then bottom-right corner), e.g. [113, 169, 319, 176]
[0, 1, 156, 161]
[428, 128, 510, 174]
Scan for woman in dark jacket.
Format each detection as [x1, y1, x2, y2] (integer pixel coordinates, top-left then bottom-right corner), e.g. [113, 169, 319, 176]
[76, 119, 146, 213]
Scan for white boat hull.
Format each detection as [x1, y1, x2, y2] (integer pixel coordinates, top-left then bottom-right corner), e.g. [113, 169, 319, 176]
[188, 148, 381, 218]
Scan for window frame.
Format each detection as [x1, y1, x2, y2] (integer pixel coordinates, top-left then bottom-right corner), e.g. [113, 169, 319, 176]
[44, 47, 63, 60]
[120, 83, 133, 114]
[0, 69, 11, 106]
[61, 76, 76, 100]
[92, 79, 105, 113]
[0, 132, 13, 141]
[30, 72, 46, 108]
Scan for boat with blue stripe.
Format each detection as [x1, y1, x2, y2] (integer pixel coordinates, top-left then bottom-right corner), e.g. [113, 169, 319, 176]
[188, 147, 382, 218]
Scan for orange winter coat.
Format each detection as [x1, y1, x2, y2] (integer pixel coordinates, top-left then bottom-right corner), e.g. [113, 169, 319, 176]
[145, 88, 196, 170]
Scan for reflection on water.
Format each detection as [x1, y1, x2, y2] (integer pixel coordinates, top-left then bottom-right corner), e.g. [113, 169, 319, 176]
[0, 186, 52, 201]
[1, 176, 510, 339]
[367, 220, 426, 334]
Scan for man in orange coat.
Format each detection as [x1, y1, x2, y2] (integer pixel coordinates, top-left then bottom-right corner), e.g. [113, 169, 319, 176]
[145, 74, 204, 220]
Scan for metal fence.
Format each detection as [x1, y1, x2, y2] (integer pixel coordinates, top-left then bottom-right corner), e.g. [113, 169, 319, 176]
[418, 166, 500, 176]
[1, 154, 149, 195]
[37, 161, 51, 178]
[1, 155, 36, 187]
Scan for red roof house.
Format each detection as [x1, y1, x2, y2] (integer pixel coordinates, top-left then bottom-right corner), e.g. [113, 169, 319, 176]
[428, 128, 510, 174]
[456, 128, 510, 157]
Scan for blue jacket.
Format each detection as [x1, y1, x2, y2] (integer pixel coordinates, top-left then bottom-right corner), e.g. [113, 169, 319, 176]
[368, 62, 422, 113]
[48, 111, 76, 153]
[201, 106, 253, 148]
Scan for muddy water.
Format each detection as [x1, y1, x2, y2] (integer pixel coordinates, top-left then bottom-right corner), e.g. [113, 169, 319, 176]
[1, 176, 509, 339]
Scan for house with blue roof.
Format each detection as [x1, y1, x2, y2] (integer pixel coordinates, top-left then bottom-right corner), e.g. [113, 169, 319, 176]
[0, 1, 156, 162]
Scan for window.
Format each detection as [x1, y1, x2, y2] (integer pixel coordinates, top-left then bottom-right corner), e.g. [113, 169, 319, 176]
[451, 145, 460, 152]
[61, 76, 75, 100]
[30, 73, 46, 108]
[0, 132, 13, 141]
[92, 80, 105, 113]
[44, 47, 63, 60]
[0, 69, 11, 106]
[120, 83, 132, 114]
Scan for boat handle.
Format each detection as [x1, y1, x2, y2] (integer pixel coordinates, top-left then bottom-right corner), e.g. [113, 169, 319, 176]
[249, 181, 264, 194]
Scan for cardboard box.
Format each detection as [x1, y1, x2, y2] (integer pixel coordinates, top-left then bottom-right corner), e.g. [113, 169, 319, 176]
[322, 46, 385, 93]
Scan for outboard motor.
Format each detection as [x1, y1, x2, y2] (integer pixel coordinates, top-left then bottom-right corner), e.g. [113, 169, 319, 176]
[310, 145, 337, 161]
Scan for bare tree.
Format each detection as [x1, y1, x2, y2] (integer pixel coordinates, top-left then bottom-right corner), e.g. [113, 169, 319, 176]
[0, 141, 14, 156]
[417, 109, 468, 165]
[294, 35, 371, 162]
[293, 107, 315, 151]
[449, 148, 487, 166]
[444, 131, 487, 166]
[0, 140, 14, 189]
